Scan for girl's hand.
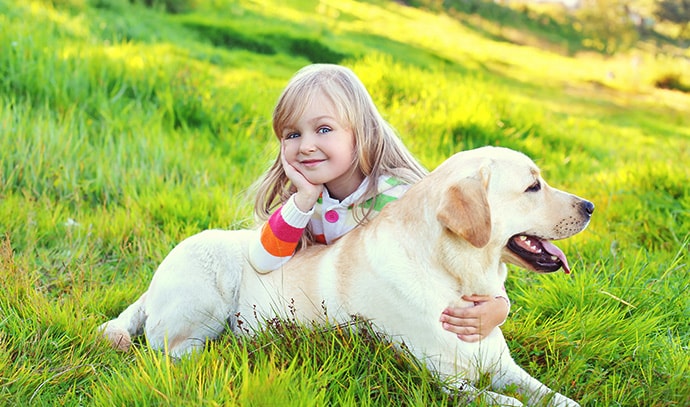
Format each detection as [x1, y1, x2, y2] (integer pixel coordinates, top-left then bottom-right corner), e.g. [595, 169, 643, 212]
[281, 144, 322, 212]
[439, 294, 510, 342]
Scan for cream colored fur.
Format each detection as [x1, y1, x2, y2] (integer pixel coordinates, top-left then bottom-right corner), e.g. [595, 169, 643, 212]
[99, 146, 592, 406]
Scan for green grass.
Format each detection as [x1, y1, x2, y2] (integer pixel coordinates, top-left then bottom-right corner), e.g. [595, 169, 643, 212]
[1, 0, 688, 405]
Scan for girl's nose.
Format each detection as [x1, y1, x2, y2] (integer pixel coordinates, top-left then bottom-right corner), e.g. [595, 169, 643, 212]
[299, 134, 317, 154]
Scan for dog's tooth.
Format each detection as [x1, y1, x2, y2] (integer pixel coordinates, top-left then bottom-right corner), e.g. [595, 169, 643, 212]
[551, 255, 558, 261]
[519, 235, 527, 241]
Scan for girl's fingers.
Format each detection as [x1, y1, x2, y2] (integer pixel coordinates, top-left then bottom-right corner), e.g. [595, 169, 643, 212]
[441, 320, 478, 335]
[440, 312, 479, 330]
[461, 294, 492, 303]
[440, 314, 476, 325]
[442, 305, 481, 319]
[280, 150, 308, 187]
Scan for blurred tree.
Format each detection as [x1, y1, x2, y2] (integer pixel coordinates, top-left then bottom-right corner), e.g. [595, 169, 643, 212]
[577, 0, 639, 54]
[654, 0, 690, 38]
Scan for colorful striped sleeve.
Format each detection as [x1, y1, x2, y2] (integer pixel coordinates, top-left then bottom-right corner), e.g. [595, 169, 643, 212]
[248, 194, 313, 273]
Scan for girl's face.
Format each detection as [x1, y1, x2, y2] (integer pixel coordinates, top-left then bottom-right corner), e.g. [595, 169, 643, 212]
[280, 92, 364, 200]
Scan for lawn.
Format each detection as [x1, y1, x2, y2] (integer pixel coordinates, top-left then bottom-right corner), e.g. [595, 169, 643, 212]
[1, 0, 688, 405]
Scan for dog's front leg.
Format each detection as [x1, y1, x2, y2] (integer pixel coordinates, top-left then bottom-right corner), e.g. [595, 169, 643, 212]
[452, 382, 524, 406]
[428, 336, 525, 406]
[460, 328, 579, 407]
[490, 360, 580, 407]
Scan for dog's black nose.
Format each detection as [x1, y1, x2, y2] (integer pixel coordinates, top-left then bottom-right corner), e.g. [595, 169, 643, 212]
[581, 200, 595, 216]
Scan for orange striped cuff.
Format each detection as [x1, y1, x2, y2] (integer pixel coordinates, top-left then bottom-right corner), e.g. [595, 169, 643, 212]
[260, 223, 298, 257]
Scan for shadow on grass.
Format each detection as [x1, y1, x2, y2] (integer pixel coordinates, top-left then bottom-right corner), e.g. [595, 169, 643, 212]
[180, 20, 349, 64]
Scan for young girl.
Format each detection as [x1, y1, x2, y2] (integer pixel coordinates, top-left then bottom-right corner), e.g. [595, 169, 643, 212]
[248, 64, 509, 342]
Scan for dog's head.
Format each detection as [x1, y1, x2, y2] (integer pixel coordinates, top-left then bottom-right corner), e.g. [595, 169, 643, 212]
[434, 146, 593, 274]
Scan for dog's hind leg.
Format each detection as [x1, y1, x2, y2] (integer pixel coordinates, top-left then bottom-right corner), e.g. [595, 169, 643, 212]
[98, 292, 148, 352]
[144, 300, 231, 358]
[142, 230, 247, 357]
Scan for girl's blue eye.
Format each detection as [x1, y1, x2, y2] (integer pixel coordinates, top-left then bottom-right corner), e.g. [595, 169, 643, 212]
[317, 127, 331, 134]
[285, 132, 300, 139]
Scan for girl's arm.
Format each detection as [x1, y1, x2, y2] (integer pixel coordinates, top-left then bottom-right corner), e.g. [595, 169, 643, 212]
[439, 293, 510, 342]
[249, 144, 323, 273]
[248, 194, 313, 273]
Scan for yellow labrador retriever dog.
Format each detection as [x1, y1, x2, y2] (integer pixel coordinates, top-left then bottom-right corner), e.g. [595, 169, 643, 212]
[99, 146, 592, 406]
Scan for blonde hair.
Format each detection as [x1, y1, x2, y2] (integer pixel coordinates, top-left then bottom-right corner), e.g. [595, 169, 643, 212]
[254, 64, 427, 245]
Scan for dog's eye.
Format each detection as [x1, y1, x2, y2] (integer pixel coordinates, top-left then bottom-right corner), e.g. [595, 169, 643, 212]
[525, 181, 541, 192]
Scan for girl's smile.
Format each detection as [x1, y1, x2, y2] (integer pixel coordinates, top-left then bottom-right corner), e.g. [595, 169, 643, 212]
[300, 158, 325, 167]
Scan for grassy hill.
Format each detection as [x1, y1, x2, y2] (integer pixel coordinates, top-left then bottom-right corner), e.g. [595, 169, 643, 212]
[1, 0, 688, 405]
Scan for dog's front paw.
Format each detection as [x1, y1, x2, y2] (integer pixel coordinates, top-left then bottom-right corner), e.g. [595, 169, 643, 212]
[454, 382, 524, 406]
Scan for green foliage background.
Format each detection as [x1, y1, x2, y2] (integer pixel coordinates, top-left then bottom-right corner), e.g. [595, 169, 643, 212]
[0, 0, 688, 405]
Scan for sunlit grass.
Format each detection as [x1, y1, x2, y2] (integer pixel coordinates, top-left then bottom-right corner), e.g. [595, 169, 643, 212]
[1, 0, 688, 406]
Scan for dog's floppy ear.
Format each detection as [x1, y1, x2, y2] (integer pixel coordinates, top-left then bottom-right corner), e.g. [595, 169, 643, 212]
[437, 175, 491, 248]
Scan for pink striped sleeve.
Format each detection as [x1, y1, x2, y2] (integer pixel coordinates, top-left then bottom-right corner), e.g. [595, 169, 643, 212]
[248, 194, 313, 273]
[267, 207, 304, 243]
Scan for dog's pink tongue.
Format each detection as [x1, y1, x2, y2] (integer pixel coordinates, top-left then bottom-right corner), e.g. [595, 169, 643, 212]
[542, 240, 571, 274]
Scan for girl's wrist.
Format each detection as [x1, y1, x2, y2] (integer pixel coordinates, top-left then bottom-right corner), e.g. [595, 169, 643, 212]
[495, 295, 510, 307]
[293, 190, 319, 212]
[280, 194, 314, 226]
[493, 295, 510, 326]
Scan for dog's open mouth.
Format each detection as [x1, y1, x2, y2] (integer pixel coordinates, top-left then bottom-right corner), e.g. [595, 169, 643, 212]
[507, 235, 571, 273]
